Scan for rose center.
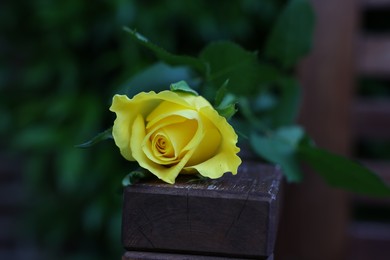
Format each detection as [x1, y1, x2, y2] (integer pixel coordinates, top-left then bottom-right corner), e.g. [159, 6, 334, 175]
[151, 132, 174, 159]
[144, 118, 198, 165]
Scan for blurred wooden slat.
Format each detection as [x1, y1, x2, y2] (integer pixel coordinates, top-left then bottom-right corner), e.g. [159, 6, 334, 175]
[347, 221, 390, 260]
[0, 248, 44, 260]
[0, 155, 29, 259]
[276, 0, 356, 259]
[362, 160, 390, 185]
[122, 251, 274, 260]
[0, 183, 25, 212]
[358, 36, 390, 76]
[0, 217, 15, 246]
[352, 99, 390, 139]
[360, 0, 390, 8]
[0, 154, 22, 183]
[346, 1, 390, 259]
[350, 222, 390, 243]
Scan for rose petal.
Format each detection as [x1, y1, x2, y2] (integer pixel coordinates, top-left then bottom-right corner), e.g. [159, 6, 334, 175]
[110, 94, 160, 161]
[147, 107, 199, 131]
[111, 91, 241, 184]
[146, 101, 187, 124]
[185, 126, 221, 166]
[142, 119, 197, 165]
[131, 114, 196, 184]
[184, 106, 241, 178]
[163, 120, 197, 156]
[151, 131, 175, 159]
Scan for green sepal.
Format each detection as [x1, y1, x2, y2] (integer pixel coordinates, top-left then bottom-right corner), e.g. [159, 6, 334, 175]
[186, 174, 211, 184]
[215, 97, 237, 120]
[213, 80, 237, 119]
[170, 80, 198, 96]
[214, 79, 229, 106]
[122, 168, 153, 186]
[216, 104, 237, 120]
[75, 128, 112, 149]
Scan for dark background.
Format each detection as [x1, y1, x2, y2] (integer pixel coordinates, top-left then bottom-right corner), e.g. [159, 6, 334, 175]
[1, 0, 389, 259]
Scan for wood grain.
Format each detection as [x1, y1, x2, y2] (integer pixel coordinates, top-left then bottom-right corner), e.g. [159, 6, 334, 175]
[121, 162, 282, 259]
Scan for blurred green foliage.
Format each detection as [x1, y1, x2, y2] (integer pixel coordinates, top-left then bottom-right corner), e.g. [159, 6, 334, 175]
[1, 0, 289, 259]
[123, 1, 390, 195]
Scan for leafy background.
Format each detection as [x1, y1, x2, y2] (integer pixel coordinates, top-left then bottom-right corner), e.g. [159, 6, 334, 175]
[1, 0, 389, 259]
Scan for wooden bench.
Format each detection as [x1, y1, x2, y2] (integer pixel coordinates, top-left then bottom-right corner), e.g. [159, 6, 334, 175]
[121, 162, 282, 259]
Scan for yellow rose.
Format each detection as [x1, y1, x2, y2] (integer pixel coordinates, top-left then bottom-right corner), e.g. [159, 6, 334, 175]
[109, 90, 241, 184]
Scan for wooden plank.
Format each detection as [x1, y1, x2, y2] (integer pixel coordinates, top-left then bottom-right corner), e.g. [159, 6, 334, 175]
[122, 162, 282, 259]
[352, 99, 390, 139]
[0, 217, 16, 244]
[0, 183, 25, 212]
[122, 251, 273, 260]
[346, 221, 390, 260]
[0, 247, 43, 260]
[349, 221, 390, 241]
[362, 160, 390, 185]
[0, 154, 23, 183]
[360, 0, 390, 8]
[276, 0, 355, 259]
[358, 36, 390, 76]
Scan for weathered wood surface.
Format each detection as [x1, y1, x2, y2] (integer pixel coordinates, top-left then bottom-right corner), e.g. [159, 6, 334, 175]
[122, 162, 282, 259]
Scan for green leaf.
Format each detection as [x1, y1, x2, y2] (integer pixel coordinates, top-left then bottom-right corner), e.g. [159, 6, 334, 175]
[56, 147, 86, 193]
[214, 79, 229, 107]
[122, 169, 152, 186]
[116, 62, 196, 97]
[200, 41, 260, 95]
[253, 91, 277, 111]
[257, 62, 283, 85]
[124, 27, 206, 74]
[299, 144, 390, 196]
[251, 126, 305, 182]
[269, 77, 301, 127]
[13, 126, 61, 150]
[230, 118, 251, 141]
[238, 97, 270, 134]
[264, 0, 315, 69]
[170, 80, 198, 95]
[75, 128, 112, 149]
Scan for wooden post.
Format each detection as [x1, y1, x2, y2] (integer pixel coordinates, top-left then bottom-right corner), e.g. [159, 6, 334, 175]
[275, 0, 357, 259]
[121, 162, 282, 259]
